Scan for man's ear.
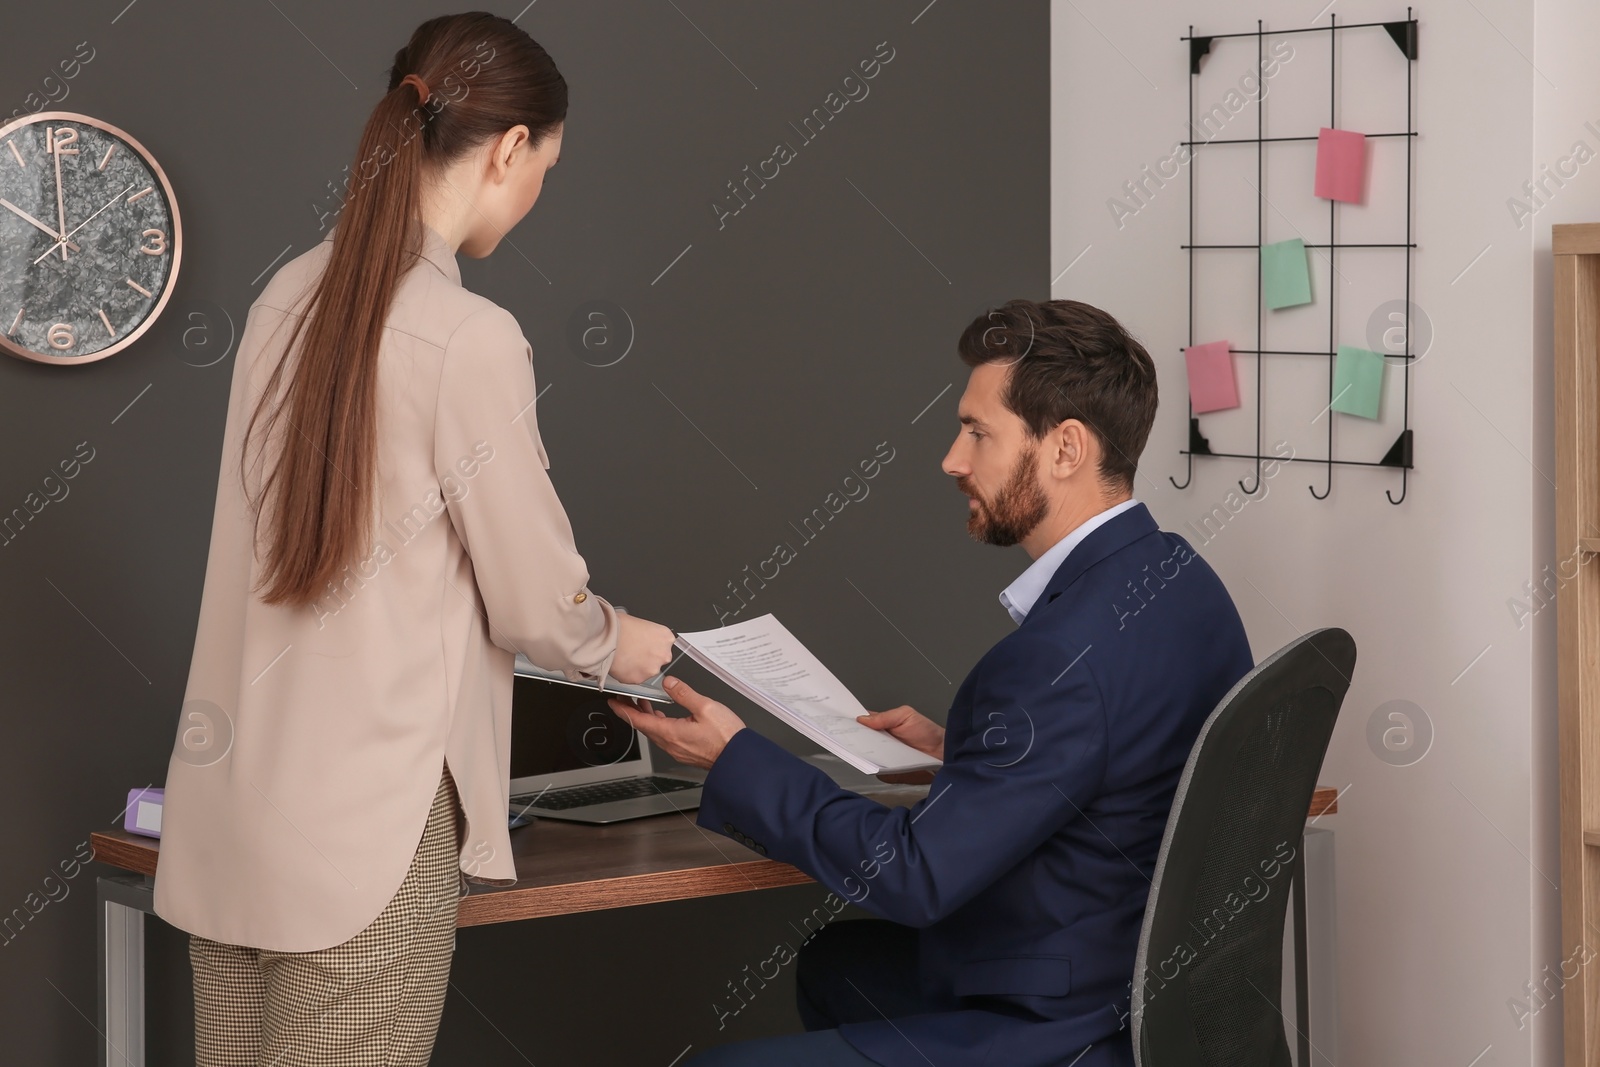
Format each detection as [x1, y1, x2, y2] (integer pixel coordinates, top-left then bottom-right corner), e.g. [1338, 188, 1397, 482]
[1048, 419, 1093, 479]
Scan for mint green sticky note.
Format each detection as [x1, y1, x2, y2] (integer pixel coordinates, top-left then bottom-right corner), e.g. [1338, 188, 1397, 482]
[1331, 345, 1385, 419]
[1261, 238, 1313, 309]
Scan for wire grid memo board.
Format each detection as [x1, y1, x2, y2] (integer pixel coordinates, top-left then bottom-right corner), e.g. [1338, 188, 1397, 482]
[1170, 11, 1419, 504]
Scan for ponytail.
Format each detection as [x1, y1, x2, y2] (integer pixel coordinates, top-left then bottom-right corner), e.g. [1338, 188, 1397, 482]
[242, 12, 567, 607]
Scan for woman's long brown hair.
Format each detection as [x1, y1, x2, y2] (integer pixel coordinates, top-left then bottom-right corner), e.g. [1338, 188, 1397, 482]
[242, 12, 567, 607]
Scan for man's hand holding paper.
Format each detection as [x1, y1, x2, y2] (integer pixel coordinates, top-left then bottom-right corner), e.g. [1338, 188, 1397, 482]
[608, 677, 942, 785]
[855, 705, 944, 784]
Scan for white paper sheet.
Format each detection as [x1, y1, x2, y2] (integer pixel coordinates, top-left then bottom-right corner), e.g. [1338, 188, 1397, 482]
[674, 614, 942, 775]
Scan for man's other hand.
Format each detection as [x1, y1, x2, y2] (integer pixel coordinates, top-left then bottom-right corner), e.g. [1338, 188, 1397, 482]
[857, 705, 945, 758]
[607, 676, 746, 770]
[858, 705, 944, 785]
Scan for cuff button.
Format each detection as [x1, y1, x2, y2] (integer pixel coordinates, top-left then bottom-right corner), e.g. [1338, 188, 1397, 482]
[573, 592, 588, 603]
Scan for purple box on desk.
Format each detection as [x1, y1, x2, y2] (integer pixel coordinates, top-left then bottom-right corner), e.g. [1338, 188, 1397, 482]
[125, 787, 164, 839]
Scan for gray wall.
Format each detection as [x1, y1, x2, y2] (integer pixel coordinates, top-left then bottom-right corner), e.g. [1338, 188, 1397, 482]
[0, 1, 1047, 1062]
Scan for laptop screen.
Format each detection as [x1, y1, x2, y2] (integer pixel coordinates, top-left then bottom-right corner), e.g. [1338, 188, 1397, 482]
[509, 671, 644, 786]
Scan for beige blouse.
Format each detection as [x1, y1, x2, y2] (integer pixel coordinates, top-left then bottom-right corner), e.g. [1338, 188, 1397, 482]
[152, 221, 620, 951]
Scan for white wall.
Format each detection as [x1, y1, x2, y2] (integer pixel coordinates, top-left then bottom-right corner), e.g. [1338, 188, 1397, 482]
[1053, 2, 1600, 1063]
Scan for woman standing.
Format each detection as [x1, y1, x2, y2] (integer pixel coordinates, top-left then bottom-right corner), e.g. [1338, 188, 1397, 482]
[152, 14, 675, 1065]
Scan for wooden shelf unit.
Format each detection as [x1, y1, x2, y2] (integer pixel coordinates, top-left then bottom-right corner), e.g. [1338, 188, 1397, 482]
[1555, 222, 1600, 1067]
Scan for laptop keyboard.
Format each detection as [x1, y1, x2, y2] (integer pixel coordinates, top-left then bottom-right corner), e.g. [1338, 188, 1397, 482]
[511, 775, 700, 812]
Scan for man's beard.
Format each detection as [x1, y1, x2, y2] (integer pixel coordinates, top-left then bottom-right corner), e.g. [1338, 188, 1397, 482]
[961, 444, 1049, 547]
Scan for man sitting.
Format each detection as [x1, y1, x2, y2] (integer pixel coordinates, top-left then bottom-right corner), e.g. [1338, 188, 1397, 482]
[613, 298, 1254, 1067]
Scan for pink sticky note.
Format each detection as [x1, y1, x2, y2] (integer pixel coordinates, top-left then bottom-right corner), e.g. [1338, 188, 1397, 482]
[1315, 128, 1366, 203]
[1184, 341, 1239, 414]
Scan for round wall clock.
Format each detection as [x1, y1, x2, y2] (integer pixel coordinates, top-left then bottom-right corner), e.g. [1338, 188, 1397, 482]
[0, 111, 181, 365]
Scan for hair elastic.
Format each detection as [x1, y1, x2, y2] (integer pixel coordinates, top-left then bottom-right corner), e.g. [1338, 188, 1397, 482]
[398, 73, 430, 105]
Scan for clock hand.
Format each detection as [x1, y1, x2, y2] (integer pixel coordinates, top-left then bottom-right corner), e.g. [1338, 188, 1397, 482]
[0, 198, 81, 252]
[52, 132, 68, 262]
[32, 183, 135, 265]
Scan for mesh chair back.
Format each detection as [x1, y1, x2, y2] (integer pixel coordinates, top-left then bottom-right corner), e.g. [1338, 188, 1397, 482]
[1131, 627, 1355, 1067]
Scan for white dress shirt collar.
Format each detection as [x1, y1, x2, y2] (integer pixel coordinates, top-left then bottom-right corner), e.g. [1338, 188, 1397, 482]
[998, 498, 1141, 625]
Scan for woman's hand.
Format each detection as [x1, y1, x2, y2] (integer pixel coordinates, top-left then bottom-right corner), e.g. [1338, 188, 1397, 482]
[609, 613, 675, 684]
[858, 705, 943, 785]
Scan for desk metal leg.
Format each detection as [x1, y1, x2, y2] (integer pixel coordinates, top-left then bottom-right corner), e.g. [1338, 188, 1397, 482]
[1292, 839, 1311, 1067]
[1286, 827, 1338, 1067]
[1300, 826, 1338, 1067]
[97, 874, 152, 1067]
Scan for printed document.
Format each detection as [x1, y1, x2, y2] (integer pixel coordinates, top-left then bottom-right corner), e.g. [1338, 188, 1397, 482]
[674, 614, 942, 775]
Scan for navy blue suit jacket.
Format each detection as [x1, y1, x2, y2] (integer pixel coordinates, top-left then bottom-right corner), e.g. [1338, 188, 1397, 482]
[695, 502, 1254, 1067]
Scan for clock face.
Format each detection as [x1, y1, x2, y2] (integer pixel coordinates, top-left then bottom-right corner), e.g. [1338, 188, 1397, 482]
[0, 111, 181, 365]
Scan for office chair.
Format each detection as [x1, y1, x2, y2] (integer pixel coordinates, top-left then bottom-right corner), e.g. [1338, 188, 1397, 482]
[1130, 627, 1356, 1067]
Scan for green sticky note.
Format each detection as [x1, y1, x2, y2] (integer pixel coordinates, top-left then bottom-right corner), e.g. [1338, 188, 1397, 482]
[1261, 238, 1313, 309]
[1331, 345, 1385, 419]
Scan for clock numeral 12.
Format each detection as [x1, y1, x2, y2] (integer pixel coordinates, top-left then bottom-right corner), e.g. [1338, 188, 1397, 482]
[46, 127, 79, 156]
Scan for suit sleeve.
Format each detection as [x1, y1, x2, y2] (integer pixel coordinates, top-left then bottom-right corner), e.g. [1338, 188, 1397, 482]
[433, 305, 619, 684]
[694, 632, 1109, 927]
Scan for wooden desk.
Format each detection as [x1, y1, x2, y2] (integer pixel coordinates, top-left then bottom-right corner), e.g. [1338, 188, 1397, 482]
[92, 785, 1339, 927]
[90, 784, 1338, 1065]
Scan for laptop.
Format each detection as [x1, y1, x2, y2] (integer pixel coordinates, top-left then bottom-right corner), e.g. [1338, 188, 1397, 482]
[506, 653, 704, 825]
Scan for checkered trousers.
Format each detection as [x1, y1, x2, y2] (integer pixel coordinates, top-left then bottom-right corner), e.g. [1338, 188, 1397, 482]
[189, 761, 467, 1066]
